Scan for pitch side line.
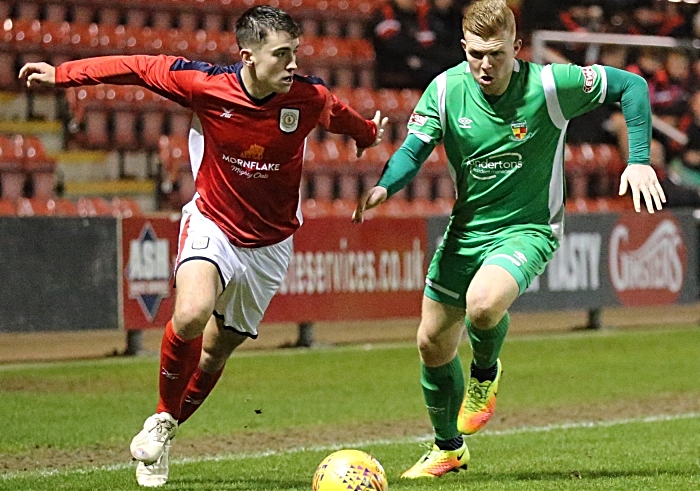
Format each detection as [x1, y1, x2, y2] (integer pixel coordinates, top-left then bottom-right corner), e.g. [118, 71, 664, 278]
[2, 411, 699, 481]
[2, 324, 698, 372]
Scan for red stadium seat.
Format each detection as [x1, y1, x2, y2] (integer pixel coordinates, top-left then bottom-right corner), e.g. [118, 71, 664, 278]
[5, 19, 43, 51]
[328, 198, 357, 217]
[435, 173, 456, 201]
[110, 88, 140, 150]
[21, 135, 56, 173]
[0, 135, 24, 200]
[142, 111, 167, 150]
[66, 23, 100, 53]
[565, 144, 589, 200]
[159, 134, 190, 178]
[20, 135, 57, 200]
[411, 168, 434, 201]
[111, 197, 142, 218]
[84, 110, 110, 149]
[0, 51, 16, 89]
[398, 89, 421, 117]
[303, 139, 336, 201]
[72, 5, 96, 25]
[170, 111, 194, 137]
[301, 198, 333, 218]
[0, 198, 15, 215]
[76, 196, 114, 217]
[45, 4, 69, 24]
[565, 197, 630, 214]
[159, 134, 194, 207]
[152, 10, 174, 30]
[348, 87, 381, 119]
[15, 197, 64, 216]
[177, 172, 195, 206]
[372, 197, 414, 217]
[0, 1, 11, 20]
[125, 9, 149, 29]
[17, 2, 40, 20]
[203, 13, 224, 32]
[50, 198, 79, 215]
[99, 8, 122, 27]
[178, 11, 200, 31]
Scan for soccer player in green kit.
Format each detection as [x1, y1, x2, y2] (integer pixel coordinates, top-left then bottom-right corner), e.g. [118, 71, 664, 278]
[353, 0, 666, 479]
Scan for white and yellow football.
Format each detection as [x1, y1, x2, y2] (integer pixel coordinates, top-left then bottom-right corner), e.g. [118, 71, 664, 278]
[312, 449, 388, 491]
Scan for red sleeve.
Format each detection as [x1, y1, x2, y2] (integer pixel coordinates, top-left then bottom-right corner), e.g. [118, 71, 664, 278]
[320, 88, 377, 149]
[55, 55, 200, 108]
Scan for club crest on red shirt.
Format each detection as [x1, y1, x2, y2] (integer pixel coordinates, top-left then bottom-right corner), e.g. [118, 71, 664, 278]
[280, 108, 300, 133]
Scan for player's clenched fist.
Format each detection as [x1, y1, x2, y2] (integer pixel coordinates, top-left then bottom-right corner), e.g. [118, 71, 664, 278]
[18, 62, 56, 88]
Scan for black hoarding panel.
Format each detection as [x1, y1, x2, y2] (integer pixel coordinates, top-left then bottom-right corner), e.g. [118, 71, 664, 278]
[0, 217, 118, 332]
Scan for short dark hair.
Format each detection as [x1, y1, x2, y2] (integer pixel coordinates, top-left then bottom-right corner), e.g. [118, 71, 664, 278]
[235, 6, 302, 49]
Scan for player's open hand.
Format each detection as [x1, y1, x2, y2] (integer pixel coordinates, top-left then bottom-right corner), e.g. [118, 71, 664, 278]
[352, 186, 388, 223]
[18, 62, 56, 88]
[618, 164, 666, 213]
[356, 111, 389, 158]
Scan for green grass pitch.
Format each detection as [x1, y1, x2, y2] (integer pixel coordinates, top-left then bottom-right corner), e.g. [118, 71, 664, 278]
[1, 325, 700, 490]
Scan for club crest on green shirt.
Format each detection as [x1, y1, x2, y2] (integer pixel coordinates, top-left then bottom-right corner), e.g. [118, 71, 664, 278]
[510, 121, 531, 142]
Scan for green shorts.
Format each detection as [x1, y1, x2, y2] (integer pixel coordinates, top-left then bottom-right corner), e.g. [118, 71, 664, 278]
[425, 226, 559, 308]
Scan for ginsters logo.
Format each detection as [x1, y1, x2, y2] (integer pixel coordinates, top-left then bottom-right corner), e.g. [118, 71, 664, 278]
[223, 144, 280, 179]
[609, 213, 687, 306]
[127, 223, 172, 321]
[468, 152, 523, 180]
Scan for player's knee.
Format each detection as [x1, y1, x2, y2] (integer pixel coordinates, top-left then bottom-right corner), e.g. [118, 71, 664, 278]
[466, 299, 501, 330]
[416, 328, 447, 365]
[173, 304, 212, 338]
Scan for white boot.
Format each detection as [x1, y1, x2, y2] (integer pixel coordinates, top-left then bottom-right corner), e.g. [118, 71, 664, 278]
[136, 441, 171, 487]
[130, 412, 177, 464]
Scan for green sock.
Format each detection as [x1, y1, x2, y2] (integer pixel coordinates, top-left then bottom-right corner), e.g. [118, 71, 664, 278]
[466, 312, 510, 369]
[420, 355, 465, 441]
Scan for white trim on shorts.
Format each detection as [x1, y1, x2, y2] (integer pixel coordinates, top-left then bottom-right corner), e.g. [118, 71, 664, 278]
[176, 200, 293, 338]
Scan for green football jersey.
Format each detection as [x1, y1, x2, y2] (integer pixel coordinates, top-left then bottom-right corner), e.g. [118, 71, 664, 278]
[408, 60, 608, 238]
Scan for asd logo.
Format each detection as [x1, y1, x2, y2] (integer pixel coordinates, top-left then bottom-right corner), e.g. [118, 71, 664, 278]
[127, 223, 172, 321]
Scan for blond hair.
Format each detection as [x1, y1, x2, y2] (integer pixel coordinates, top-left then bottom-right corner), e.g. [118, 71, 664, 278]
[462, 0, 516, 39]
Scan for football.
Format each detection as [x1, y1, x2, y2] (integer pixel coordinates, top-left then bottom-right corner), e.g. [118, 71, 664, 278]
[312, 449, 388, 491]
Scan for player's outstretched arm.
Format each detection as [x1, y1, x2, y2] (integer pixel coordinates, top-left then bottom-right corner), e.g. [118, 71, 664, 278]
[19, 62, 56, 88]
[619, 164, 666, 213]
[356, 110, 389, 158]
[352, 186, 388, 223]
[352, 133, 436, 223]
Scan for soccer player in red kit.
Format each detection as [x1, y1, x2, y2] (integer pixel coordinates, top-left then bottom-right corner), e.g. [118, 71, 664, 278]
[20, 5, 387, 487]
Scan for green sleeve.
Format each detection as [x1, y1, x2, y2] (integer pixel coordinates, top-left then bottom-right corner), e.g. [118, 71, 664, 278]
[603, 66, 651, 165]
[376, 134, 436, 197]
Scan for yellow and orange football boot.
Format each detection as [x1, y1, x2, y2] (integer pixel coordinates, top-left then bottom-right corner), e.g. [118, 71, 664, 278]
[400, 443, 469, 479]
[457, 358, 502, 435]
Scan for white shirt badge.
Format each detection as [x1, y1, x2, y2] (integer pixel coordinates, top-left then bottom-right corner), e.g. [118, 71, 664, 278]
[279, 108, 300, 133]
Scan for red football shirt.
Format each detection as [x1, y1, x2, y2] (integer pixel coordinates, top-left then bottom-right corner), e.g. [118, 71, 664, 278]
[56, 55, 377, 247]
